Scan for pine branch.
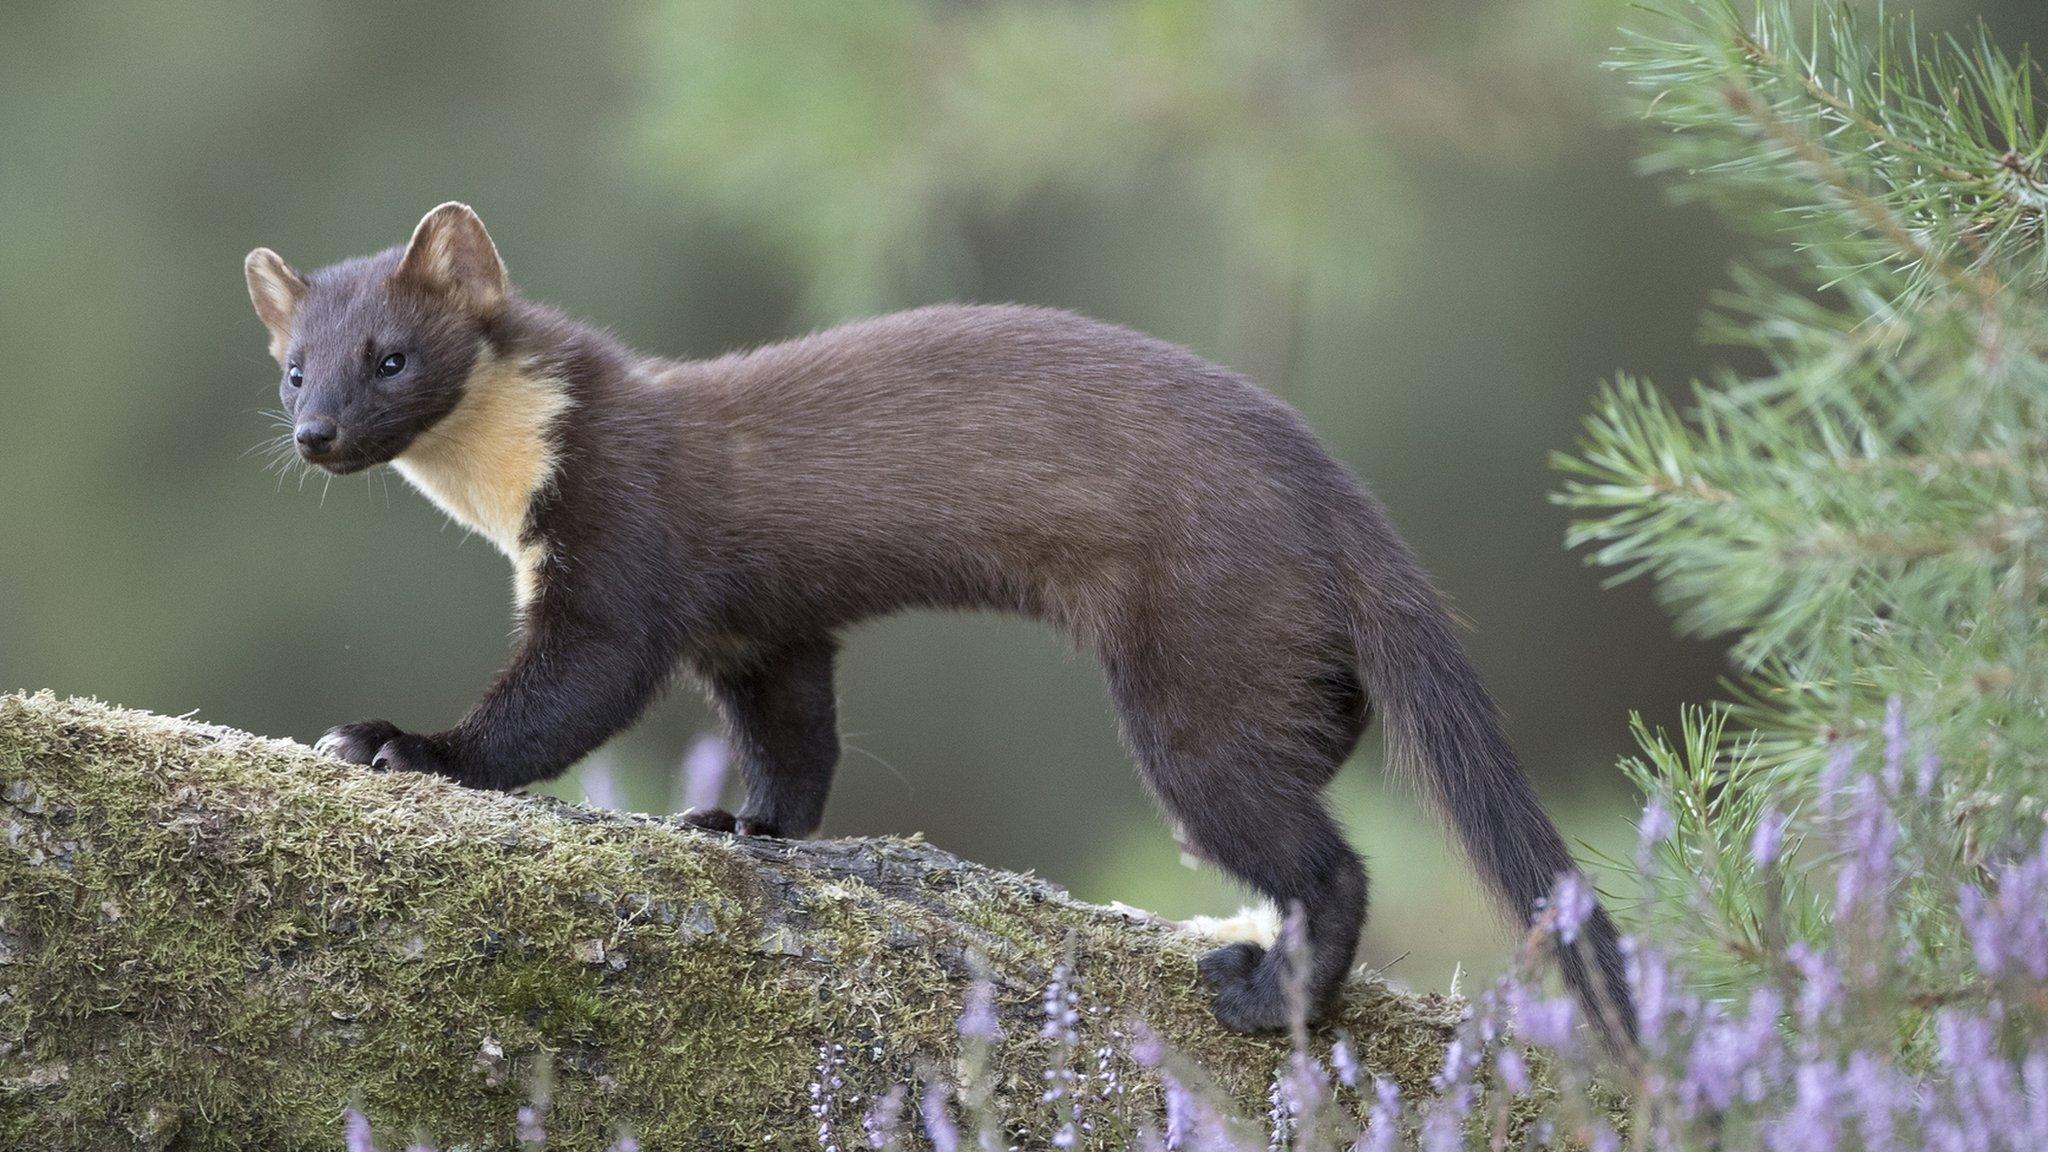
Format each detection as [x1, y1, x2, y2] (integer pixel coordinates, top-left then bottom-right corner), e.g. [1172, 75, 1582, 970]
[1559, 1, 2048, 998]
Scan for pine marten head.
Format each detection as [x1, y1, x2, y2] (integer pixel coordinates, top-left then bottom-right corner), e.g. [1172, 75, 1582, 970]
[244, 202, 510, 475]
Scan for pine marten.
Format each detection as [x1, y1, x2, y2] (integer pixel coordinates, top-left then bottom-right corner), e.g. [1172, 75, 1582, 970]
[245, 202, 1635, 1042]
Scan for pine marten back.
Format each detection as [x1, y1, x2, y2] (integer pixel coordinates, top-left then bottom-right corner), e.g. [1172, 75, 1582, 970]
[246, 202, 1637, 1045]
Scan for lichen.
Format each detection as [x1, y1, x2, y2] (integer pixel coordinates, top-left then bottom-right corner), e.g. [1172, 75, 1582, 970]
[0, 692, 1468, 1150]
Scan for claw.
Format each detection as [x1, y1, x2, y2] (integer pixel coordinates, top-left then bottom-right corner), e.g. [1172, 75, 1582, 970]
[680, 806, 739, 834]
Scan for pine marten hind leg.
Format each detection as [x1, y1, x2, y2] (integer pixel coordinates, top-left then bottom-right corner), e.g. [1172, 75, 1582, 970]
[1113, 667, 1369, 1031]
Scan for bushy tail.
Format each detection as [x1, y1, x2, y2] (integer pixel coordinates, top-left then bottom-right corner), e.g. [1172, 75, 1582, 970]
[1352, 569, 1639, 1055]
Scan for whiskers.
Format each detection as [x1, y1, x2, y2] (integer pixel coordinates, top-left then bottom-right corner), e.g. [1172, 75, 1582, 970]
[246, 408, 382, 505]
[242, 407, 452, 505]
[248, 409, 317, 491]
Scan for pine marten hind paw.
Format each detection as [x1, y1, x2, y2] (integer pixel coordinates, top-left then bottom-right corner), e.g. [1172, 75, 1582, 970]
[1197, 943, 1291, 1033]
[679, 807, 791, 838]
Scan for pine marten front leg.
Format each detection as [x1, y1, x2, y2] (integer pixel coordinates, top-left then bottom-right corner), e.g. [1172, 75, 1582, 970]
[317, 572, 679, 791]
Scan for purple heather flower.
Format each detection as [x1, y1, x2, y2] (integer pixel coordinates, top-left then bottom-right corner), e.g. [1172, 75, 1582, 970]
[516, 1104, 546, 1146]
[1496, 1046, 1531, 1095]
[1916, 750, 1941, 798]
[1630, 942, 1675, 1049]
[1681, 1023, 1741, 1116]
[1936, 1013, 2029, 1138]
[1131, 1025, 1166, 1070]
[1042, 963, 1079, 1043]
[1769, 1062, 1839, 1152]
[1418, 1108, 1462, 1152]
[1641, 796, 1677, 841]
[1545, 871, 1595, 945]
[1842, 1050, 1899, 1152]
[677, 733, 729, 814]
[344, 1108, 375, 1152]
[1434, 1030, 1487, 1098]
[1638, 796, 1677, 868]
[1681, 986, 1783, 1115]
[1751, 807, 1787, 866]
[579, 754, 623, 811]
[1420, 1017, 1484, 1152]
[1278, 1051, 1326, 1143]
[1958, 885, 2002, 978]
[1094, 1041, 1124, 1103]
[919, 1083, 960, 1152]
[811, 1043, 845, 1152]
[1330, 1032, 1359, 1089]
[863, 1084, 906, 1150]
[1817, 742, 1856, 817]
[1788, 943, 1841, 1030]
[1508, 981, 1579, 1050]
[1355, 1078, 1403, 1152]
[1958, 832, 2048, 983]
[1040, 965, 1083, 1148]
[1881, 696, 1908, 791]
[1128, 1029, 1206, 1150]
[1834, 776, 1898, 927]
[2023, 1053, 2048, 1148]
[958, 979, 1001, 1042]
[1265, 1072, 1289, 1152]
[1162, 1072, 1193, 1150]
[1152, 1067, 1243, 1152]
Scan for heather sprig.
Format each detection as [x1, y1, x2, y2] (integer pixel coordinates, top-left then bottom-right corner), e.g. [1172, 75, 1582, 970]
[863, 1084, 908, 1150]
[1043, 961, 1085, 1149]
[952, 971, 1009, 1152]
[811, 1041, 847, 1152]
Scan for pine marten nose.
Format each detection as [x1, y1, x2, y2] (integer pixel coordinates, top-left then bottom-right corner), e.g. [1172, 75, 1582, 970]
[294, 418, 337, 456]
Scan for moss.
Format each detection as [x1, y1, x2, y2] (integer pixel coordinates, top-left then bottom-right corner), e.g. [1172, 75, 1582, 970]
[0, 692, 1471, 1150]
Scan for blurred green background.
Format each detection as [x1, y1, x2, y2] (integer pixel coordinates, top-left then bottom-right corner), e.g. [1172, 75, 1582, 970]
[4, 0, 2038, 991]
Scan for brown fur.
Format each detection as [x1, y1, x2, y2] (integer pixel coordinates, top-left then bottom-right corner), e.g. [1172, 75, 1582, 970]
[252, 204, 1638, 1046]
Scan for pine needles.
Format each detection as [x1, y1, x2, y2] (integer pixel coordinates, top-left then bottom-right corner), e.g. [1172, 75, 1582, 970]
[1559, 0, 2048, 997]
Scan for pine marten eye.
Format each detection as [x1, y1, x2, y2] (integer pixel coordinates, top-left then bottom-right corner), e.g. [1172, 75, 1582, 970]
[287, 364, 304, 388]
[376, 352, 407, 379]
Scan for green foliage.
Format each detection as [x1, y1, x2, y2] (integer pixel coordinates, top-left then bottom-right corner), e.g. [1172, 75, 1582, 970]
[630, 0, 1404, 314]
[1558, 0, 2048, 992]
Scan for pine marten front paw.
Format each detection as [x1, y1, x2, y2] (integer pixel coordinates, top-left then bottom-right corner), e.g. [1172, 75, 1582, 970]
[364, 731, 450, 777]
[679, 806, 739, 834]
[315, 720, 404, 765]
[315, 722, 450, 779]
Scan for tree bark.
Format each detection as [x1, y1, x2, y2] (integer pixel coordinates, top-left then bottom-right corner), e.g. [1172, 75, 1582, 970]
[0, 693, 1464, 1151]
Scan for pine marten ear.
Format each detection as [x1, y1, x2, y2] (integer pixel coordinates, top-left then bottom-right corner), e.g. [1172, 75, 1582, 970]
[393, 202, 508, 318]
[244, 247, 308, 364]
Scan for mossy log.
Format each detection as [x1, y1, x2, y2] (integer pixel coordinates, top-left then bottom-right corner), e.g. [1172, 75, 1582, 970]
[0, 693, 1465, 1150]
